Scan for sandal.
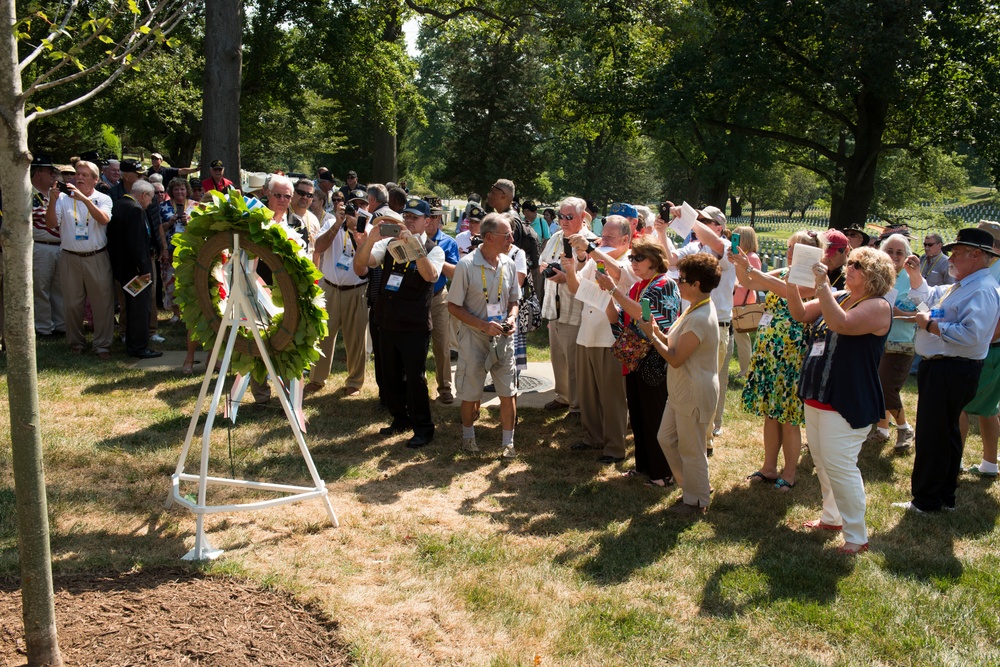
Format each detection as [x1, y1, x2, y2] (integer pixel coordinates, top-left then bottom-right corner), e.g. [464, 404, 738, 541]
[644, 477, 674, 488]
[181, 363, 194, 375]
[802, 519, 842, 532]
[836, 542, 869, 555]
[621, 469, 640, 478]
[746, 471, 778, 484]
[774, 478, 795, 492]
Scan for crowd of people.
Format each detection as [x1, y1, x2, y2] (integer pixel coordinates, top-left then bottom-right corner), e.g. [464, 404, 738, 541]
[13, 153, 1000, 551]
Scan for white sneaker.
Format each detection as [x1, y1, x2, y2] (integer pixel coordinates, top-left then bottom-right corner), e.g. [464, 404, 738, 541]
[150, 334, 166, 343]
[462, 437, 479, 453]
[501, 445, 516, 459]
[891, 501, 924, 514]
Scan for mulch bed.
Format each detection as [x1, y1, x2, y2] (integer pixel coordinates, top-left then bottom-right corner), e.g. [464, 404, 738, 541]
[0, 568, 351, 666]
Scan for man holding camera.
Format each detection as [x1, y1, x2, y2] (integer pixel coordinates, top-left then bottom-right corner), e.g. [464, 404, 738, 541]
[428, 203, 460, 404]
[538, 196, 598, 414]
[30, 155, 65, 337]
[448, 213, 522, 458]
[355, 198, 445, 448]
[561, 215, 636, 463]
[306, 188, 368, 397]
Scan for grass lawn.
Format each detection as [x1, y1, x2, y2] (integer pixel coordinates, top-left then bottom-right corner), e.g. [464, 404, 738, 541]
[2, 318, 1000, 666]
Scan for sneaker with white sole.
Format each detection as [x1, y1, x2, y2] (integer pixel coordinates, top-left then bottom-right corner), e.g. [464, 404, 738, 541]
[149, 334, 166, 343]
[501, 445, 516, 459]
[891, 501, 925, 513]
[462, 437, 479, 453]
[894, 427, 914, 453]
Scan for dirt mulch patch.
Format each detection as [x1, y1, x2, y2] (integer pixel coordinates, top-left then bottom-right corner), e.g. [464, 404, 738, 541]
[0, 568, 351, 666]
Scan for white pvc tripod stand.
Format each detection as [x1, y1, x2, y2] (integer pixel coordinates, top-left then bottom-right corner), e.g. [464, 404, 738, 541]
[167, 234, 338, 561]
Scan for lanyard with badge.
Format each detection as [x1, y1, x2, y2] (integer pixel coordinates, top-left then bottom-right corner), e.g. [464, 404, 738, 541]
[809, 294, 869, 357]
[385, 254, 412, 292]
[482, 263, 506, 322]
[335, 226, 354, 271]
[71, 194, 91, 240]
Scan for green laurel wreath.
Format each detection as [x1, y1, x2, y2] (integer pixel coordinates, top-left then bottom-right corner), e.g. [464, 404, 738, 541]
[172, 191, 328, 383]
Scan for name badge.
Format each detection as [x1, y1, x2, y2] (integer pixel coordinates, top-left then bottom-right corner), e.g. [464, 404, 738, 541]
[74, 204, 89, 240]
[487, 302, 505, 323]
[809, 340, 826, 357]
[758, 313, 773, 328]
[386, 273, 404, 292]
[336, 254, 352, 270]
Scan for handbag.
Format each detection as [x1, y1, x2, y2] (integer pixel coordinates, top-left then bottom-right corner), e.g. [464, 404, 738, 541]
[611, 324, 652, 371]
[638, 350, 666, 386]
[732, 303, 767, 333]
[516, 270, 542, 333]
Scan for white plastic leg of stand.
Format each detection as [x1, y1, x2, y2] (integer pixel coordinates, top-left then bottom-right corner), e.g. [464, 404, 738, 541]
[181, 541, 224, 561]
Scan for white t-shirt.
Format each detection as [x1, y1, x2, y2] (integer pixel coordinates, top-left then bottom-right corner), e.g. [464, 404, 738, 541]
[675, 240, 737, 322]
[371, 233, 446, 282]
[55, 190, 113, 252]
[318, 217, 366, 286]
[575, 254, 637, 348]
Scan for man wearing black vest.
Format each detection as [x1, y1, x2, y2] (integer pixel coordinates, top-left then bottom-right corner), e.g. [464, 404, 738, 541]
[355, 198, 446, 448]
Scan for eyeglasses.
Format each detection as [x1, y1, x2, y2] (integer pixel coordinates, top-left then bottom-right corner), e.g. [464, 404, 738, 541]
[558, 213, 576, 220]
[295, 189, 314, 198]
[923, 242, 939, 247]
[628, 254, 647, 263]
[270, 193, 292, 200]
[848, 260, 864, 270]
[490, 231, 514, 240]
[210, 167, 223, 171]
[330, 197, 344, 203]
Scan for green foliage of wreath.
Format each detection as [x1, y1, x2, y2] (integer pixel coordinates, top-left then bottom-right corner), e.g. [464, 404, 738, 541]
[172, 191, 328, 383]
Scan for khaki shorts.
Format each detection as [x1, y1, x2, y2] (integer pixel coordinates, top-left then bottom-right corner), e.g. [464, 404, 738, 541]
[455, 323, 517, 402]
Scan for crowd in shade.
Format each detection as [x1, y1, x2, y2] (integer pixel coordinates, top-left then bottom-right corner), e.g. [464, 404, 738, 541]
[11, 153, 1000, 554]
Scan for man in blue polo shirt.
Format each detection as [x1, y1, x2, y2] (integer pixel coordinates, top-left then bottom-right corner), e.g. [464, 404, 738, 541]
[428, 202, 460, 404]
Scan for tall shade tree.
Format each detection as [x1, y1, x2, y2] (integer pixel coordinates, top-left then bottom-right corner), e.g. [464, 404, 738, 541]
[0, 2, 190, 664]
[203, 0, 242, 178]
[652, 0, 1000, 229]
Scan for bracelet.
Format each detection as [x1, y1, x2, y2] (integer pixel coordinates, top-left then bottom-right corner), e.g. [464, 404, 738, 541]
[925, 320, 933, 332]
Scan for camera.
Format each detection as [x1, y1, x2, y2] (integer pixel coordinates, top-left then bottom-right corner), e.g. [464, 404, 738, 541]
[470, 234, 483, 249]
[501, 322, 513, 334]
[542, 265, 560, 279]
[344, 202, 357, 216]
[585, 241, 597, 254]
[56, 181, 70, 195]
[659, 201, 674, 220]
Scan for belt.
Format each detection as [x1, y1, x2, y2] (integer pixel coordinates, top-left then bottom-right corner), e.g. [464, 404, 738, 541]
[924, 355, 984, 364]
[718, 321, 731, 327]
[990, 341, 1000, 349]
[322, 277, 366, 291]
[62, 246, 106, 258]
[34, 240, 61, 246]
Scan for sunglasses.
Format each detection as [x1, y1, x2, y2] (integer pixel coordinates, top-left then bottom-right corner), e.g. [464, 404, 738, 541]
[923, 242, 939, 247]
[295, 189, 314, 198]
[330, 197, 344, 203]
[848, 260, 864, 270]
[270, 193, 292, 200]
[210, 167, 223, 171]
[677, 275, 690, 284]
[558, 213, 576, 220]
[628, 254, 647, 263]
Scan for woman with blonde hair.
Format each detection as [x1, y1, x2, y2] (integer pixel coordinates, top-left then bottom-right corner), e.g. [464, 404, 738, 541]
[731, 230, 822, 491]
[787, 246, 896, 554]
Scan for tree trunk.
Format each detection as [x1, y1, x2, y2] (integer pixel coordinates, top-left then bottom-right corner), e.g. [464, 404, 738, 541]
[829, 104, 885, 230]
[202, 0, 242, 180]
[372, 123, 397, 184]
[730, 195, 743, 218]
[0, 1, 63, 664]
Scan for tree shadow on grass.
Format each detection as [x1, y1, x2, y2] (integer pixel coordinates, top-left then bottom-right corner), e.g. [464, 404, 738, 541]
[877, 474, 1000, 582]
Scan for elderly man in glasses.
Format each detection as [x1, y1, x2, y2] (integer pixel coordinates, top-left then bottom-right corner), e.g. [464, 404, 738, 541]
[560, 214, 637, 464]
[538, 196, 599, 415]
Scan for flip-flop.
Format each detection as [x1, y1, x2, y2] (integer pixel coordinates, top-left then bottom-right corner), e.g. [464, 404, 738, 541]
[802, 519, 842, 532]
[775, 478, 795, 492]
[746, 471, 777, 484]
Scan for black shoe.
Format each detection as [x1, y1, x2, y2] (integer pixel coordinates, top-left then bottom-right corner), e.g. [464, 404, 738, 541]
[406, 434, 433, 448]
[571, 441, 595, 451]
[379, 423, 409, 436]
[597, 455, 625, 464]
[129, 348, 163, 359]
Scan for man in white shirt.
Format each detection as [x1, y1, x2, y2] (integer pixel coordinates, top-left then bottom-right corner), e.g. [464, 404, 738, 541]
[665, 205, 737, 454]
[45, 160, 114, 359]
[561, 216, 636, 463]
[306, 196, 369, 396]
[538, 196, 598, 414]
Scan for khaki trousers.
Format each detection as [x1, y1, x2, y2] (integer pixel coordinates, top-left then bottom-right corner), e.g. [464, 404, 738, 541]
[709, 324, 731, 442]
[577, 345, 628, 458]
[549, 321, 580, 410]
[33, 243, 64, 334]
[430, 287, 453, 395]
[310, 281, 368, 389]
[61, 250, 114, 354]
[659, 401, 712, 508]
